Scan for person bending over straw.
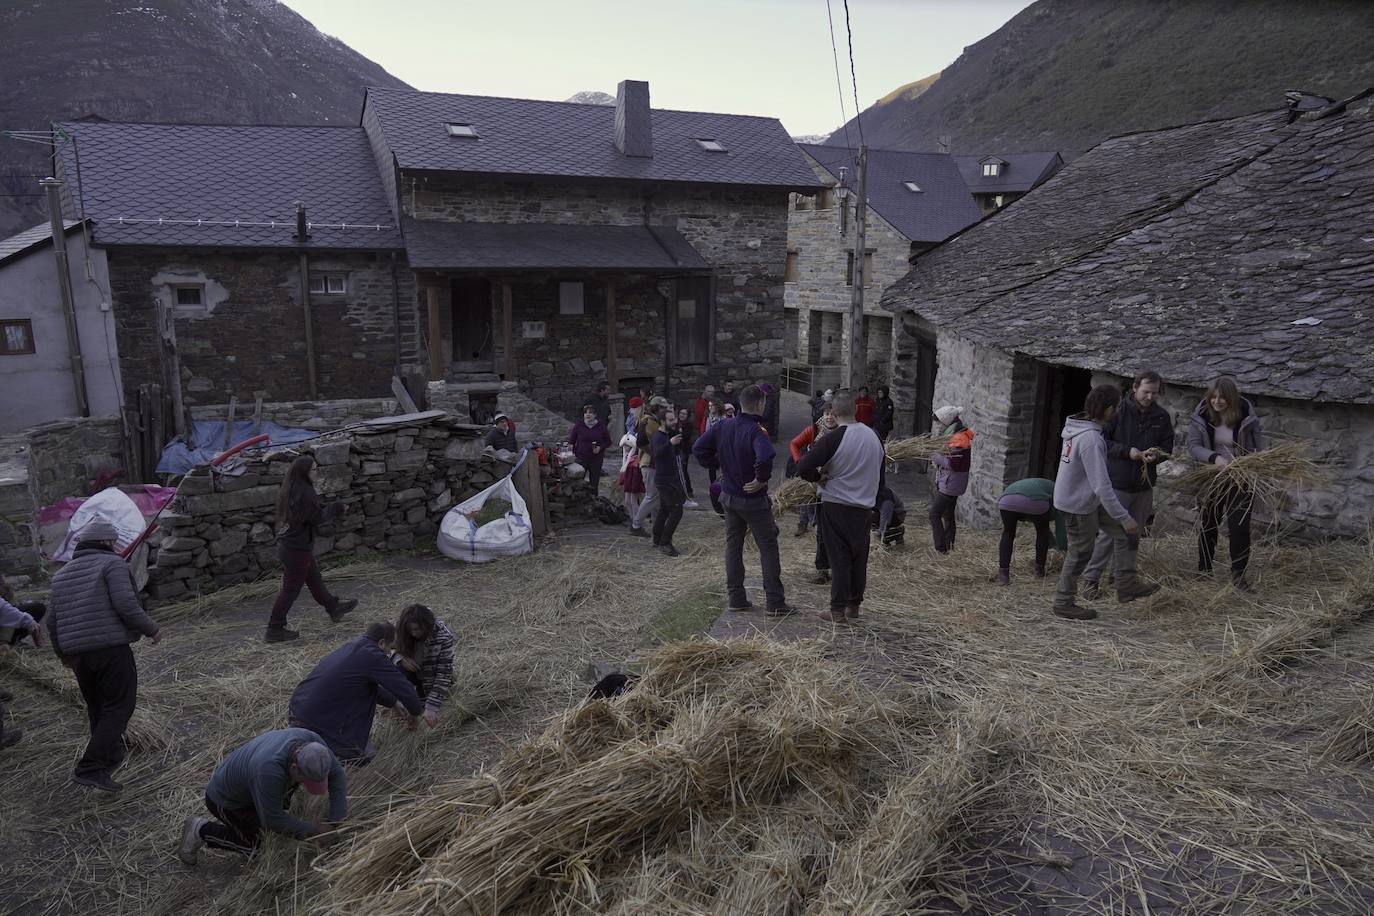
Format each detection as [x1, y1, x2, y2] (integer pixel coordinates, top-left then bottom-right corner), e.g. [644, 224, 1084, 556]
[178, 729, 347, 864]
[288, 622, 424, 765]
[1052, 385, 1160, 620]
[929, 406, 974, 553]
[391, 604, 455, 728]
[265, 456, 358, 644]
[1187, 376, 1265, 592]
[995, 478, 1066, 585]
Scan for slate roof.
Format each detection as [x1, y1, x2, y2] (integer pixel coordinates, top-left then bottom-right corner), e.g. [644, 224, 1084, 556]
[882, 94, 1374, 404]
[54, 122, 402, 250]
[798, 144, 983, 244]
[365, 88, 823, 190]
[402, 219, 709, 271]
[954, 152, 1064, 194]
[0, 220, 83, 268]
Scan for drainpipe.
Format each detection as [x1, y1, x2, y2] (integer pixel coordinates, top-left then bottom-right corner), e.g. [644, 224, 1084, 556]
[389, 251, 403, 375]
[40, 178, 90, 417]
[294, 202, 318, 398]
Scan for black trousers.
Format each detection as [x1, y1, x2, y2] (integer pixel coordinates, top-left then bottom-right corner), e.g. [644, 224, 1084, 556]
[653, 483, 685, 546]
[814, 504, 828, 571]
[70, 644, 138, 777]
[819, 502, 872, 611]
[999, 509, 1052, 570]
[1199, 486, 1253, 575]
[6, 601, 45, 645]
[584, 456, 604, 492]
[201, 794, 263, 854]
[929, 492, 959, 552]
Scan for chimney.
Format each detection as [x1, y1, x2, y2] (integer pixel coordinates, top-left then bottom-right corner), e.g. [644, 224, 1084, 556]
[614, 80, 653, 158]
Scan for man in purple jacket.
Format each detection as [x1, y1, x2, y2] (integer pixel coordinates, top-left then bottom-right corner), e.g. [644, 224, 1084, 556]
[693, 385, 792, 615]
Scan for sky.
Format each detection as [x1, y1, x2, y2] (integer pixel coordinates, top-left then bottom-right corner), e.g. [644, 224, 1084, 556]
[279, 0, 1034, 136]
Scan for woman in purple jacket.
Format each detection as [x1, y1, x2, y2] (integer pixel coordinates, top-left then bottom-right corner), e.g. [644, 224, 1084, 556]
[1187, 376, 1264, 592]
[569, 405, 612, 493]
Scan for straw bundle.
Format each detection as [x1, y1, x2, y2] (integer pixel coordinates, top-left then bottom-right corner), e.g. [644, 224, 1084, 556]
[1319, 692, 1374, 763]
[1172, 441, 1326, 509]
[884, 433, 948, 462]
[771, 477, 818, 518]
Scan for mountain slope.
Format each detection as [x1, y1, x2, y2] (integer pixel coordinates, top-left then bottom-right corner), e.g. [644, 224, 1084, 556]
[827, 0, 1374, 154]
[0, 0, 410, 236]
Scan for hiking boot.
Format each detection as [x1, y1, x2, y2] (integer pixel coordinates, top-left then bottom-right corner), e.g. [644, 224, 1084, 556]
[994, 569, 1010, 586]
[328, 598, 359, 622]
[177, 815, 210, 865]
[1033, 563, 1047, 579]
[844, 604, 860, 620]
[726, 603, 755, 613]
[658, 544, 681, 558]
[819, 608, 848, 624]
[767, 603, 796, 617]
[683, 499, 699, 509]
[1052, 603, 1098, 621]
[793, 522, 809, 538]
[73, 771, 123, 793]
[1232, 576, 1255, 594]
[264, 627, 301, 644]
[810, 570, 831, 585]
[1081, 579, 1101, 601]
[1117, 580, 1161, 604]
[628, 526, 649, 538]
[1, 728, 22, 750]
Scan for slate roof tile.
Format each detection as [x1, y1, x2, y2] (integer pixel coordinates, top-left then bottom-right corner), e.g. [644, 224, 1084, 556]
[402, 218, 709, 271]
[954, 152, 1064, 194]
[0, 220, 83, 267]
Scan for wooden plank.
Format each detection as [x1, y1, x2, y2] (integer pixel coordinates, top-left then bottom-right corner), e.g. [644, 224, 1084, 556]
[426, 285, 443, 379]
[223, 397, 237, 451]
[156, 301, 187, 437]
[250, 396, 264, 437]
[299, 253, 318, 398]
[513, 453, 549, 540]
[606, 279, 618, 391]
[501, 281, 514, 380]
[391, 375, 419, 414]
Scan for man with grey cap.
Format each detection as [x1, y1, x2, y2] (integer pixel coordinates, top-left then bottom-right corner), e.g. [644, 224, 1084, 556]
[47, 519, 163, 793]
[178, 726, 348, 863]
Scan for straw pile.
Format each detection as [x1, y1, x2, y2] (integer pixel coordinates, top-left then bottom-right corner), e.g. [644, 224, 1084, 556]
[884, 433, 948, 461]
[770, 476, 817, 517]
[1319, 692, 1374, 763]
[1172, 440, 1327, 510]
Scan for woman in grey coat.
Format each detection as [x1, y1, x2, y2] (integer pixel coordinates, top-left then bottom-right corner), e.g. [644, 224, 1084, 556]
[1188, 376, 1264, 592]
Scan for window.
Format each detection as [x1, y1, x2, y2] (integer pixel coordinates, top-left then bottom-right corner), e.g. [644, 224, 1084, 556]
[903, 180, 922, 192]
[993, 194, 1006, 209]
[0, 319, 35, 355]
[793, 193, 812, 212]
[982, 161, 1001, 177]
[172, 284, 207, 315]
[309, 273, 348, 295]
[695, 138, 726, 152]
[672, 277, 712, 365]
[784, 251, 799, 282]
[446, 122, 478, 138]
[845, 251, 874, 287]
[559, 281, 585, 315]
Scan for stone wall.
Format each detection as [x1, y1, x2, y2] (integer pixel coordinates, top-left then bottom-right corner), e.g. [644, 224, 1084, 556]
[190, 397, 400, 431]
[107, 248, 420, 408]
[0, 444, 36, 576]
[143, 416, 495, 601]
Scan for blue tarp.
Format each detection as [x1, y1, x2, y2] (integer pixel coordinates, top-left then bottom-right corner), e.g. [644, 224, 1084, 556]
[155, 420, 318, 475]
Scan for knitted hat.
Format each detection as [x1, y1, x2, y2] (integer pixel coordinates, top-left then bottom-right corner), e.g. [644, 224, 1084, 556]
[79, 520, 119, 543]
[649, 395, 670, 408]
[934, 405, 962, 427]
[628, 396, 643, 408]
[293, 741, 334, 795]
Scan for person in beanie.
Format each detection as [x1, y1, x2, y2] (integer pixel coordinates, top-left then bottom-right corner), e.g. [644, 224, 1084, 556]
[287, 622, 424, 765]
[650, 410, 687, 556]
[46, 520, 163, 792]
[569, 404, 612, 493]
[626, 396, 643, 437]
[995, 478, 1067, 585]
[1081, 370, 1175, 599]
[798, 390, 885, 622]
[928, 406, 974, 553]
[1052, 385, 1160, 620]
[178, 728, 347, 863]
[872, 386, 896, 443]
[693, 385, 792, 615]
[265, 456, 358, 643]
[1188, 376, 1265, 592]
[483, 413, 518, 452]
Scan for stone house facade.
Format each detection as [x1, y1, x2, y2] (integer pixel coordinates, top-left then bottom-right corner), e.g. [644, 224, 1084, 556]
[884, 93, 1374, 538]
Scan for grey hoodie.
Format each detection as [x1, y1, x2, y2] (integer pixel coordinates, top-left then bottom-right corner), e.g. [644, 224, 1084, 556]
[1053, 415, 1131, 521]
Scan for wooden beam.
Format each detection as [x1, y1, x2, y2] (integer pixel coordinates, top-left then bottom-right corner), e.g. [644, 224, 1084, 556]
[250, 396, 264, 437]
[223, 396, 237, 450]
[299, 253, 318, 399]
[426, 285, 443, 379]
[156, 300, 187, 437]
[606, 279, 618, 391]
[501, 281, 514, 380]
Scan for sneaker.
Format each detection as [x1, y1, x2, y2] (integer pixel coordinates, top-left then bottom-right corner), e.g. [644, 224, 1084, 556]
[1, 728, 22, 750]
[264, 627, 301, 644]
[1052, 603, 1098, 621]
[1081, 579, 1101, 601]
[628, 527, 649, 538]
[810, 570, 831, 585]
[328, 598, 359, 622]
[994, 569, 1010, 586]
[844, 605, 860, 620]
[683, 499, 699, 509]
[766, 604, 796, 617]
[1117, 581, 1161, 604]
[177, 815, 209, 865]
[658, 544, 681, 558]
[726, 603, 755, 613]
[1232, 576, 1254, 594]
[819, 608, 848, 623]
[73, 771, 123, 793]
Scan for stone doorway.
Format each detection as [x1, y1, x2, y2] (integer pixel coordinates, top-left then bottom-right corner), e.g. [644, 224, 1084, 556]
[1029, 362, 1093, 478]
[450, 277, 494, 368]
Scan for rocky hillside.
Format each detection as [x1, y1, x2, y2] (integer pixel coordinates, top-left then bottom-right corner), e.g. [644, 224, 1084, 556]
[0, 0, 410, 236]
[827, 0, 1374, 154]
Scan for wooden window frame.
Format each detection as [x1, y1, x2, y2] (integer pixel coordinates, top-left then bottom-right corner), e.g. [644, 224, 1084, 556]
[309, 272, 349, 295]
[171, 284, 207, 315]
[0, 319, 35, 355]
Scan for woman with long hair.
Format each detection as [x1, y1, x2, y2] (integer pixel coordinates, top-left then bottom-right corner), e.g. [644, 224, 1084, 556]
[392, 604, 455, 728]
[265, 455, 357, 643]
[1187, 376, 1264, 592]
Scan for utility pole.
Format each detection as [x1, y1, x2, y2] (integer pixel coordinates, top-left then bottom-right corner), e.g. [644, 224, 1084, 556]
[40, 177, 90, 417]
[845, 146, 869, 391]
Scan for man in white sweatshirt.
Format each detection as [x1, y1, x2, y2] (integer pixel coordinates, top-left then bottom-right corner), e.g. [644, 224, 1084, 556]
[1052, 384, 1161, 620]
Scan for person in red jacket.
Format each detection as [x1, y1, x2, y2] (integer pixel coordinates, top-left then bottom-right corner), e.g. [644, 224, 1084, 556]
[854, 386, 876, 426]
[694, 383, 716, 436]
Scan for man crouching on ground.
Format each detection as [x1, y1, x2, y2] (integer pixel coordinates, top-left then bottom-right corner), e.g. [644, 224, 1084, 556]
[178, 728, 347, 864]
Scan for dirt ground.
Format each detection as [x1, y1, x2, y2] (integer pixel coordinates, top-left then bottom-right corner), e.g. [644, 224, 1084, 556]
[2, 483, 1373, 914]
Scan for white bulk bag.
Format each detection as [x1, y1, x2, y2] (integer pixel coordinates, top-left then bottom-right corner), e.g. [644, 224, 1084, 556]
[437, 470, 533, 563]
[53, 487, 152, 589]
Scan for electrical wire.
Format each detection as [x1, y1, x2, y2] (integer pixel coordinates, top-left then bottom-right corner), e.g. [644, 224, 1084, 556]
[841, 0, 865, 148]
[824, 0, 859, 178]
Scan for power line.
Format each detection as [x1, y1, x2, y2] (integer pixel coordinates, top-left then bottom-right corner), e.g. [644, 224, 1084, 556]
[824, 0, 858, 175]
[841, 0, 865, 147]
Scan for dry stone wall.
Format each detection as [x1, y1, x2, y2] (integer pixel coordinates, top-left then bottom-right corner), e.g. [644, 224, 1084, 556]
[190, 397, 400, 431]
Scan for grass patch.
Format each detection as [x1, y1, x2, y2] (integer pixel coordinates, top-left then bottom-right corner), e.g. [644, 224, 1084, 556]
[644, 586, 720, 644]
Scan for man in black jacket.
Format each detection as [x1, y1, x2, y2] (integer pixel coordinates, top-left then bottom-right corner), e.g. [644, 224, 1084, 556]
[1082, 371, 1175, 599]
[586, 382, 612, 427]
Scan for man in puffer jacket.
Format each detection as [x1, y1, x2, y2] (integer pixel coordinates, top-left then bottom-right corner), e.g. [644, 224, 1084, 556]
[47, 520, 163, 792]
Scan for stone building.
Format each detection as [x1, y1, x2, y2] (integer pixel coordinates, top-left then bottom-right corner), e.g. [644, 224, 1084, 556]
[954, 152, 1063, 215]
[783, 144, 983, 393]
[883, 92, 1374, 538]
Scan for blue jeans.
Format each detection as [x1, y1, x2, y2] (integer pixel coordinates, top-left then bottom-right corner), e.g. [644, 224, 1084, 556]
[720, 493, 786, 610]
